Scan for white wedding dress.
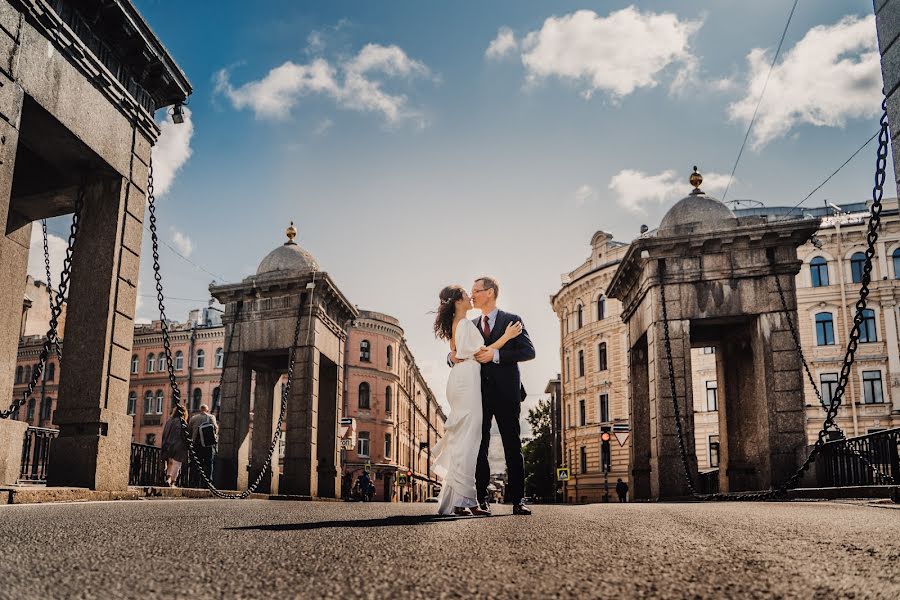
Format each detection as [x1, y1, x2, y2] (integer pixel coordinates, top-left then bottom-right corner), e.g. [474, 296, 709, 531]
[431, 318, 483, 515]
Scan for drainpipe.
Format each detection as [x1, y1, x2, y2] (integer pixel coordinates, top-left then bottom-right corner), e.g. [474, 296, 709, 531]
[834, 220, 860, 436]
[187, 321, 196, 411]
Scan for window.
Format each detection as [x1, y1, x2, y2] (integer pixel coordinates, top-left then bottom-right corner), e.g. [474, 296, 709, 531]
[155, 390, 165, 414]
[40, 397, 52, 421]
[144, 391, 153, 415]
[598, 343, 608, 371]
[358, 382, 371, 409]
[196, 349, 205, 369]
[146, 353, 155, 373]
[580, 446, 587, 474]
[597, 296, 606, 320]
[386, 345, 393, 368]
[157, 354, 165, 373]
[24, 365, 31, 384]
[894, 248, 900, 279]
[859, 309, 877, 343]
[145, 433, 156, 446]
[360, 340, 371, 362]
[706, 381, 718, 412]
[15, 366, 22, 384]
[577, 350, 585, 377]
[192, 388, 202, 412]
[810, 257, 829, 287]
[599, 394, 609, 422]
[820, 373, 838, 407]
[11, 404, 19, 420]
[862, 370, 884, 404]
[578, 399, 586, 426]
[175, 351, 184, 371]
[212, 387, 221, 415]
[131, 355, 138, 375]
[565, 357, 570, 380]
[850, 252, 866, 283]
[26, 398, 35, 423]
[215, 348, 224, 369]
[703, 346, 716, 354]
[815, 312, 835, 346]
[357, 432, 370, 457]
[384, 433, 392, 459]
[127, 392, 137, 415]
[47, 363, 55, 382]
[385, 386, 392, 413]
[709, 436, 720, 468]
[576, 304, 583, 329]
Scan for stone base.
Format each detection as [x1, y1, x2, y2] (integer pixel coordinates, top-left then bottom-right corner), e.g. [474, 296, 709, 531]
[0, 419, 27, 485]
[46, 410, 132, 491]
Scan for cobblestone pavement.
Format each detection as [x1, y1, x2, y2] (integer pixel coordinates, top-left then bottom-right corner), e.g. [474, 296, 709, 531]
[1, 499, 898, 599]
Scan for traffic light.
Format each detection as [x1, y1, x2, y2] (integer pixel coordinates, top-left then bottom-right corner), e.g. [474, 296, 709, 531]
[406, 470, 413, 478]
[600, 431, 611, 443]
[600, 432, 611, 472]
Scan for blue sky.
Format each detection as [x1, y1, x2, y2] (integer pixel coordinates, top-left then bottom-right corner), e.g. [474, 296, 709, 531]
[35, 1, 891, 433]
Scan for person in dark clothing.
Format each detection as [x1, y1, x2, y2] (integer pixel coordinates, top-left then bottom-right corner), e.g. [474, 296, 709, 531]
[616, 478, 629, 503]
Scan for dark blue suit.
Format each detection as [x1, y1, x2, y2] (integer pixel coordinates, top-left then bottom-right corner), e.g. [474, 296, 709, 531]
[473, 310, 535, 504]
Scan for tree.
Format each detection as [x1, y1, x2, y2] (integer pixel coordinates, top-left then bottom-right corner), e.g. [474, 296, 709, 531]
[523, 398, 555, 502]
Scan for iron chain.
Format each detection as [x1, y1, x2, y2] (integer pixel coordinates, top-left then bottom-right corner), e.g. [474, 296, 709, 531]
[42, 219, 62, 362]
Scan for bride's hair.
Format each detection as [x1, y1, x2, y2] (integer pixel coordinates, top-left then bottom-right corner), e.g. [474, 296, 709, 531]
[433, 285, 465, 341]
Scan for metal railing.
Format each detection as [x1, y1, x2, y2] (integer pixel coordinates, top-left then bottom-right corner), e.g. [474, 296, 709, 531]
[129, 442, 200, 488]
[19, 427, 59, 483]
[817, 428, 899, 487]
[698, 469, 720, 495]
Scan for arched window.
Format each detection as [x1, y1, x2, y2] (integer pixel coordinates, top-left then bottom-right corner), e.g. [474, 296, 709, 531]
[810, 257, 829, 287]
[127, 392, 137, 415]
[143, 391, 153, 415]
[360, 340, 371, 362]
[196, 349, 205, 369]
[386, 345, 393, 368]
[815, 312, 835, 346]
[576, 304, 583, 329]
[598, 343, 608, 371]
[860, 309, 878, 343]
[155, 390, 165, 414]
[385, 386, 392, 413]
[46, 362, 55, 382]
[26, 398, 35, 422]
[15, 366, 22, 384]
[40, 397, 52, 421]
[212, 387, 221, 415]
[215, 347, 224, 369]
[358, 382, 371, 409]
[157, 354, 166, 372]
[24, 365, 31, 384]
[850, 252, 867, 284]
[146, 353, 155, 373]
[893, 248, 900, 279]
[175, 351, 184, 371]
[597, 296, 606, 320]
[192, 388, 202, 412]
[131, 355, 139, 374]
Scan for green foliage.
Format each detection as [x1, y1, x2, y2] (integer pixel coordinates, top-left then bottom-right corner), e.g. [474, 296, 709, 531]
[523, 398, 555, 501]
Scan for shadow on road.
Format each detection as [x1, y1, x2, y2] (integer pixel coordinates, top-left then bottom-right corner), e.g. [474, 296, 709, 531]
[226, 514, 513, 532]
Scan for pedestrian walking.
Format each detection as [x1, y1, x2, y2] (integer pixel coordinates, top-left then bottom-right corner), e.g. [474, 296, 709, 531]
[189, 403, 218, 486]
[161, 405, 189, 487]
[616, 478, 629, 503]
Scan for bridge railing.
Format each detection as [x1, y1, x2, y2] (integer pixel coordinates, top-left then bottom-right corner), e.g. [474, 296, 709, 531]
[128, 442, 200, 488]
[817, 428, 900, 487]
[19, 427, 58, 483]
[698, 469, 719, 495]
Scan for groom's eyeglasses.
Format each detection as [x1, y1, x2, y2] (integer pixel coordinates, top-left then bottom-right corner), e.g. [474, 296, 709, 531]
[471, 288, 487, 295]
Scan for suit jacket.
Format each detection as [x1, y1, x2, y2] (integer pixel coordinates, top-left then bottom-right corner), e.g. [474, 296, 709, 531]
[474, 310, 536, 403]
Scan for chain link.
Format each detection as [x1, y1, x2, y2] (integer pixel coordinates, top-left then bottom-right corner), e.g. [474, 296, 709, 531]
[42, 220, 62, 362]
[146, 159, 304, 498]
[1, 187, 84, 419]
[658, 101, 891, 501]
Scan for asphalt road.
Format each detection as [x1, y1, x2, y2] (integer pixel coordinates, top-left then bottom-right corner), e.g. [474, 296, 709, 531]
[0, 499, 898, 599]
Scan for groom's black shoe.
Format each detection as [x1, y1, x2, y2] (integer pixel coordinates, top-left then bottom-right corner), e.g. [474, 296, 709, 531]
[475, 502, 492, 515]
[512, 502, 532, 516]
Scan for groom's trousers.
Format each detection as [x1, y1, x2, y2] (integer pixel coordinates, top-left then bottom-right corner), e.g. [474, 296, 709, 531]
[476, 376, 525, 504]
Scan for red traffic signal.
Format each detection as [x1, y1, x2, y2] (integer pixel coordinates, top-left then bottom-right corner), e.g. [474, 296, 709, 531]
[600, 432, 611, 442]
[406, 470, 413, 477]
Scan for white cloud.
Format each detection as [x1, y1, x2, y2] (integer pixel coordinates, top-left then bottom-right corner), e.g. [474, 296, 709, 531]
[152, 106, 194, 197]
[313, 118, 334, 136]
[215, 44, 432, 125]
[486, 26, 518, 60]
[170, 227, 194, 258]
[512, 7, 702, 100]
[574, 184, 595, 207]
[608, 168, 730, 214]
[27, 226, 67, 288]
[728, 15, 881, 150]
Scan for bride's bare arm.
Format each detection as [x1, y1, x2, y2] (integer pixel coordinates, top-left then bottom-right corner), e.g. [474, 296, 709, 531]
[485, 322, 523, 350]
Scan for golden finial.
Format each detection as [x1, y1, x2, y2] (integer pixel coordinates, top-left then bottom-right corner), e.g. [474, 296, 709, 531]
[285, 221, 297, 245]
[689, 166, 703, 194]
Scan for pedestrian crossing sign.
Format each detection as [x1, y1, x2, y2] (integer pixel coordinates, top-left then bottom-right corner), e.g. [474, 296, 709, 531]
[364, 462, 371, 473]
[398, 473, 407, 485]
[557, 467, 570, 481]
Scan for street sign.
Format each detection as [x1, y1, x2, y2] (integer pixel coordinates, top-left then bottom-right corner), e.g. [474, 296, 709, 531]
[398, 473, 407, 485]
[364, 462, 371, 473]
[339, 417, 356, 450]
[556, 467, 570, 482]
[340, 439, 354, 450]
[615, 432, 630, 447]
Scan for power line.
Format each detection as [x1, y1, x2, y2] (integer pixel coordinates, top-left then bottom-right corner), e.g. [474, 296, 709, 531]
[722, 0, 800, 202]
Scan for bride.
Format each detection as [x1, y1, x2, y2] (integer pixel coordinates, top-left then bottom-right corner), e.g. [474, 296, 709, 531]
[430, 284, 522, 516]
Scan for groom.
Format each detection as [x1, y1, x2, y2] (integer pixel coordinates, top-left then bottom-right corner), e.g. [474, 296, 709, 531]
[452, 276, 535, 515]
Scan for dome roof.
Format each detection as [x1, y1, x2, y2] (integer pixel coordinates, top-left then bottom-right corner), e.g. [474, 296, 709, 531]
[657, 167, 736, 233]
[256, 222, 319, 276]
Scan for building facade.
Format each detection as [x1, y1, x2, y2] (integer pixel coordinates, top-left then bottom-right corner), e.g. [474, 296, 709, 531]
[552, 201, 900, 503]
[343, 310, 446, 502]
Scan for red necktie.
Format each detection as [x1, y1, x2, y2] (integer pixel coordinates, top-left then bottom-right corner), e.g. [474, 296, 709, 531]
[482, 315, 491, 337]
